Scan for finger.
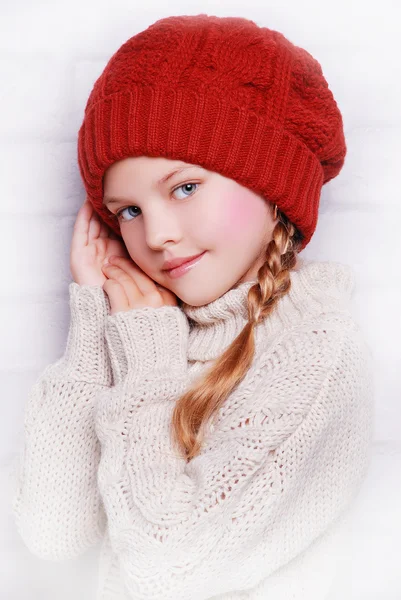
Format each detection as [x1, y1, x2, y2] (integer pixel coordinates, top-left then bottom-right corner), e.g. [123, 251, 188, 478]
[158, 286, 178, 306]
[108, 255, 158, 295]
[98, 219, 110, 239]
[92, 208, 120, 240]
[71, 198, 93, 251]
[102, 278, 130, 314]
[90, 208, 109, 239]
[92, 208, 116, 239]
[88, 207, 102, 240]
[102, 264, 143, 304]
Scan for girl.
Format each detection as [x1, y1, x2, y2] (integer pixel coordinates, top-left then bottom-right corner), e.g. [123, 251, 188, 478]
[12, 14, 374, 600]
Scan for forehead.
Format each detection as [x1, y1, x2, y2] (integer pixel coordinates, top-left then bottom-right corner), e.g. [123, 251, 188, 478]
[102, 159, 206, 205]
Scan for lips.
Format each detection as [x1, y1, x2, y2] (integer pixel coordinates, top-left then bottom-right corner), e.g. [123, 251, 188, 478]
[164, 251, 206, 278]
[163, 252, 205, 271]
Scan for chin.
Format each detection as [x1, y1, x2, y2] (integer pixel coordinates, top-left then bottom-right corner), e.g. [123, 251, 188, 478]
[178, 295, 205, 308]
[175, 291, 209, 308]
[178, 287, 227, 308]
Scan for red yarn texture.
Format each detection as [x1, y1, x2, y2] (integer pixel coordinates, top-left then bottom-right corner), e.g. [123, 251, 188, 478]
[77, 14, 346, 251]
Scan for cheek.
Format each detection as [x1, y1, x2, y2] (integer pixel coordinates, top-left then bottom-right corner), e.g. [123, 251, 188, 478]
[213, 192, 263, 242]
[121, 233, 143, 262]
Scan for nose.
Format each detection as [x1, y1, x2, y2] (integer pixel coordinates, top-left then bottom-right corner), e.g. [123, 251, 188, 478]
[143, 208, 182, 251]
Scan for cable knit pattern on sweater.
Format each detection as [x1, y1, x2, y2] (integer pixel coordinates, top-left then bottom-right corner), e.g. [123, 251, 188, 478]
[11, 258, 375, 600]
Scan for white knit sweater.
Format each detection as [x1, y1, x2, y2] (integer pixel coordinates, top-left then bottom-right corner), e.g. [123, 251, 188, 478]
[11, 257, 375, 600]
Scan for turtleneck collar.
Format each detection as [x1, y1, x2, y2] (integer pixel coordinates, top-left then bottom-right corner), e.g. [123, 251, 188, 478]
[180, 257, 355, 362]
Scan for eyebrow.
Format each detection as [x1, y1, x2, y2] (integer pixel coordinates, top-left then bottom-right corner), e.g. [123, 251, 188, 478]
[103, 165, 200, 206]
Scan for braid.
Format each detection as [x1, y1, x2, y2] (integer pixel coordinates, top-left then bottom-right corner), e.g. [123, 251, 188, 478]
[171, 204, 304, 461]
[248, 207, 302, 327]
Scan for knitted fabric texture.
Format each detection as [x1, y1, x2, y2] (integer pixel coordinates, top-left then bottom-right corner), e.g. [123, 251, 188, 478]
[77, 14, 347, 251]
[11, 259, 374, 600]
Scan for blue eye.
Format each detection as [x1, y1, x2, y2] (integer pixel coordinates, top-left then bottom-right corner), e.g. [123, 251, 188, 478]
[113, 182, 199, 223]
[113, 205, 140, 223]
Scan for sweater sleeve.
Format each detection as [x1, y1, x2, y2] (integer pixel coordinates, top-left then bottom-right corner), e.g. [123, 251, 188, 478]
[94, 308, 374, 600]
[11, 282, 113, 561]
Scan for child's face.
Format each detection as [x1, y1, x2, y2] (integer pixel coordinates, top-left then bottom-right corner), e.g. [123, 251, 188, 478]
[103, 155, 278, 307]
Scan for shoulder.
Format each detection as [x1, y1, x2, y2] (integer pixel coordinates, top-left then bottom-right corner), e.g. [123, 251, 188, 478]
[212, 319, 374, 452]
[261, 313, 373, 378]
[294, 258, 356, 303]
[244, 316, 374, 426]
[256, 258, 359, 351]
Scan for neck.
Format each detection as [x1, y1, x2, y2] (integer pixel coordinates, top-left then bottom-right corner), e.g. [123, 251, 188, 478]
[180, 256, 353, 362]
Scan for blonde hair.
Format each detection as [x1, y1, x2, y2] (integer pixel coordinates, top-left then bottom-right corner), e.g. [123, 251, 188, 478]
[171, 204, 304, 462]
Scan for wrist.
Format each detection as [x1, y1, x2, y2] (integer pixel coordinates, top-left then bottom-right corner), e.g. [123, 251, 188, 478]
[56, 282, 112, 385]
[105, 306, 189, 383]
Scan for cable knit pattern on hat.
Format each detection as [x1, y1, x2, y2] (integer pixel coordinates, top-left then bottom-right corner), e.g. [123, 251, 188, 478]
[77, 14, 347, 251]
[11, 259, 374, 600]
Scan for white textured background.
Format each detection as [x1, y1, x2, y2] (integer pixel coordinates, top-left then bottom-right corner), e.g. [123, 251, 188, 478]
[2, 1, 401, 598]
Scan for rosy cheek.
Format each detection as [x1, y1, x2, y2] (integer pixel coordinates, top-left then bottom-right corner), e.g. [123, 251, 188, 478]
[227, 210, 248, 231]
[220, 194, 258, 238]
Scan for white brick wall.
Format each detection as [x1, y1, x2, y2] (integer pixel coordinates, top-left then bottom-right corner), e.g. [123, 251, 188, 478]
[2, 1, 400, 598]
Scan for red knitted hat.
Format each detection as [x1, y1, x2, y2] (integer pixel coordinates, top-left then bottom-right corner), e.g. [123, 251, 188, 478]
[77, 14, 346, 251]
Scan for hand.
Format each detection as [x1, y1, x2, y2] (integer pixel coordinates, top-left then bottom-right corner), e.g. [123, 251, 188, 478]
[70, 196, 130, 287]
[101, 255, 178, 316]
